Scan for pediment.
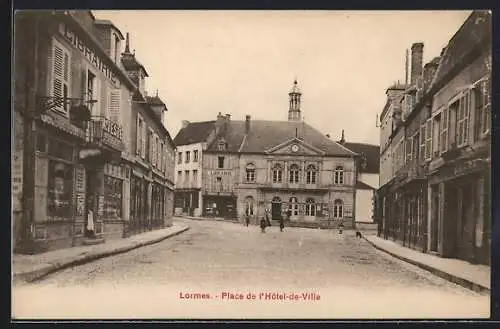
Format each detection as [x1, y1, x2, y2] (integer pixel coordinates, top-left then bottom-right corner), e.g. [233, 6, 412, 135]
[265, 137, 325, 156]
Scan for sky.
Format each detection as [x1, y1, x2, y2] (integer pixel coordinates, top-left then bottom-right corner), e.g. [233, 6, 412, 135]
[94, 10, 472, 145]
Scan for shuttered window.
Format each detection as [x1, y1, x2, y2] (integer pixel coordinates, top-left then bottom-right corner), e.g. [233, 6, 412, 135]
[425, 119, 432, 160]
[457, 90, 471, 147]
[440, 107, 449, 153]
[108, 89, 121, 124]
[52, 39, 71, 114]
[141, 121, 146, 159]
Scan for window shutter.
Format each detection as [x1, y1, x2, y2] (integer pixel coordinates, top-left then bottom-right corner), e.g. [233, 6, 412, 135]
[136, 116, 141, 155]
[441, 107, 449, 153]
[108, 89, 121, 123]
[141, 122, 146, 159]
[52, 43, 64, 112]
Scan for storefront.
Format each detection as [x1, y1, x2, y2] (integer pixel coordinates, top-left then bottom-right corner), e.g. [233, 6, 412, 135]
[429, 156, 490, 265]
[202, 194, 237, 218]
[174, 189, 200, 216]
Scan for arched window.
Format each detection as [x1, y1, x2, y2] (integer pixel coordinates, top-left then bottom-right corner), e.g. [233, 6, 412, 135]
[246, 163, 256, 182]
[289, 197, 298, 216]
[334, 166, 344, 185]
[245, 196, 254, 216]
[305, 198, 316, 216]
[306, 164, 317, 184]
[289, 164, 300, 184]
[333, 199, 343, 218]
[272, 164, 282, 183]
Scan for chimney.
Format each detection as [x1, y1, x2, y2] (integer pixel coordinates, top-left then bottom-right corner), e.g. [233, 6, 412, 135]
[339, 130, 345, 144]
[245, 115, 251, 134]
[410, 43, 424, 86]
[423, 57, 440, 91]
[181, 120, 190, 129]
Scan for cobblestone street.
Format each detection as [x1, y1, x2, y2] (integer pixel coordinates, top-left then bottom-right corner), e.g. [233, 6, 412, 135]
[12, 219, 489, 319]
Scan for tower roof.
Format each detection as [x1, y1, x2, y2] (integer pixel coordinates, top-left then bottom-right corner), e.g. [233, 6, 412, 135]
[289, 79, 302, 94]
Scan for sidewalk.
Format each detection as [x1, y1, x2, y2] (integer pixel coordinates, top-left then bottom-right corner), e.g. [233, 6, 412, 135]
[363, 233, 490, 294]
[180, 215, 241, 224]
[12, 224, 189, 284]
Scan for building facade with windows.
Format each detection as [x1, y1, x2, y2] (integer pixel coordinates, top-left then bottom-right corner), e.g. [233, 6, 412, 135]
[200, 81, 359, 228]
[121, 34, 175, 236]
[376, 10, 491, 265]
[173, 120, 217, 217]
[13, 10, 135, 252]
[13, 10, 175, 254]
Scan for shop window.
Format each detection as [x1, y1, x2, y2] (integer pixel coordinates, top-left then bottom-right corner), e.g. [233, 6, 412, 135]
[47, 161, 73, 218]
[48, 139, 73, 162]
[104, 175, 123, 218]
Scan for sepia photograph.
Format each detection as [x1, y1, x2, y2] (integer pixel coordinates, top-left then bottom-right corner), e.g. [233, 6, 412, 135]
[11, 9, 492, 320]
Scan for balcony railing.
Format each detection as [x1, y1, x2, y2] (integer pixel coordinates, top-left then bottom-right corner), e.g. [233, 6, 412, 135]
[84, 116, 124, 152]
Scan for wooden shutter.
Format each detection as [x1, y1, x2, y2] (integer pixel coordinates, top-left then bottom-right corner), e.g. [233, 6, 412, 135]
[52, 42, 64, 112]
[141, 122, 146, 159]
[108, 89, 121, 123]
[136, 115, 141, 155]
[441, 107, 449, 153]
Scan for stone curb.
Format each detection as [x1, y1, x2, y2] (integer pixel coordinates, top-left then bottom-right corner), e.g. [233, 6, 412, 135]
[181, 216, 241, 225]
[363, 236, 490, 294]
[13, 226, 190, 283]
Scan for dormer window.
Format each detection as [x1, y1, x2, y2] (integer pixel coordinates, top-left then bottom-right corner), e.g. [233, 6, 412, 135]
[218, 139, 227, 151]
[113, 33, 120, 63]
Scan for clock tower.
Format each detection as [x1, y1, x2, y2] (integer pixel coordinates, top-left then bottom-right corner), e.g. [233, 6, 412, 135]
[288, 79, 302, 121]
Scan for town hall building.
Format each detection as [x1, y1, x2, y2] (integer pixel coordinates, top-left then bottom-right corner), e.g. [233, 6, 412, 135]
[176, 80, 365, 228]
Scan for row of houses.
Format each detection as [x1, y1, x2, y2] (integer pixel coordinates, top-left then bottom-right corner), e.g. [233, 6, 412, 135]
[173, 80, 380, 229]
[375, 10, 491, 265]
[13, 10, 176, 254]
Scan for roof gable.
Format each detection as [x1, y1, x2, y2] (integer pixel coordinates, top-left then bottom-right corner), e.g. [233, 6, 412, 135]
[265, 137, 326, 156]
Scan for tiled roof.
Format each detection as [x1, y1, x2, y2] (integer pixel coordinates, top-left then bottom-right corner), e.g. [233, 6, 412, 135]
[121, 54, 149, 77]
[429, 10, 491, 93]
[344, 142, 380, 174]
[146, 95, 166, 107]
[207, 120, 357, 157]
[173, 121, 216, 146]
[355, 180, 376, 190]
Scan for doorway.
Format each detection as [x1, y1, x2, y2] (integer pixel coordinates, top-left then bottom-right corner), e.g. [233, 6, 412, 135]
[84, 169, 96, 237]
[271, 196, 282, 220]
[429, 185, 439, 252]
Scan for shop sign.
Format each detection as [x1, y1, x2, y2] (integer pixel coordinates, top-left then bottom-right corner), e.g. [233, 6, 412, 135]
[59, 23, 118, 85]
[453, 158, 488, 176]
[79, 149, 101, 159]
[208, 170, 232, 176]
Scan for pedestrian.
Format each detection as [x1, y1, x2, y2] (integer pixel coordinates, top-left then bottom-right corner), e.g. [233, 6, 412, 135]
[265, 209, 271, 227]
[338, 221, 344, 234]
[279, 214, 285, 232]
[245, 214, 250, 227]
[260, 216, 266, 233]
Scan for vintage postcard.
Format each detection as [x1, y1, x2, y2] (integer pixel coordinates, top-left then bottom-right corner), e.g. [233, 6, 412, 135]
[11, 9, 491, 320]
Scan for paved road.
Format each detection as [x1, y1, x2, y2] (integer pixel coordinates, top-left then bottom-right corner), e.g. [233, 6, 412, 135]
[12, 218, 489, 319]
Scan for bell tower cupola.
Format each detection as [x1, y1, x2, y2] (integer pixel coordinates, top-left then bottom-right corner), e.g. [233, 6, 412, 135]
[288, 79, 302, 121]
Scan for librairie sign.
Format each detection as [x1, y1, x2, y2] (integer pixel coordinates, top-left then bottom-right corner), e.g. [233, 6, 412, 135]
[59, 23, 118, 85]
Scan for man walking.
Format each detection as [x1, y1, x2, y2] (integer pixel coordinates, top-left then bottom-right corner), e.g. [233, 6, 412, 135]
[279, 214, 285, 232]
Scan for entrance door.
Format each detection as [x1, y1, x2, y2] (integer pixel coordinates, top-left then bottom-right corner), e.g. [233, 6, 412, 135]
[430, 185, 439, 252]
[304, 198, 316, 221]
[84, 169, 95, 237]
[271, 197, 282, 220]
